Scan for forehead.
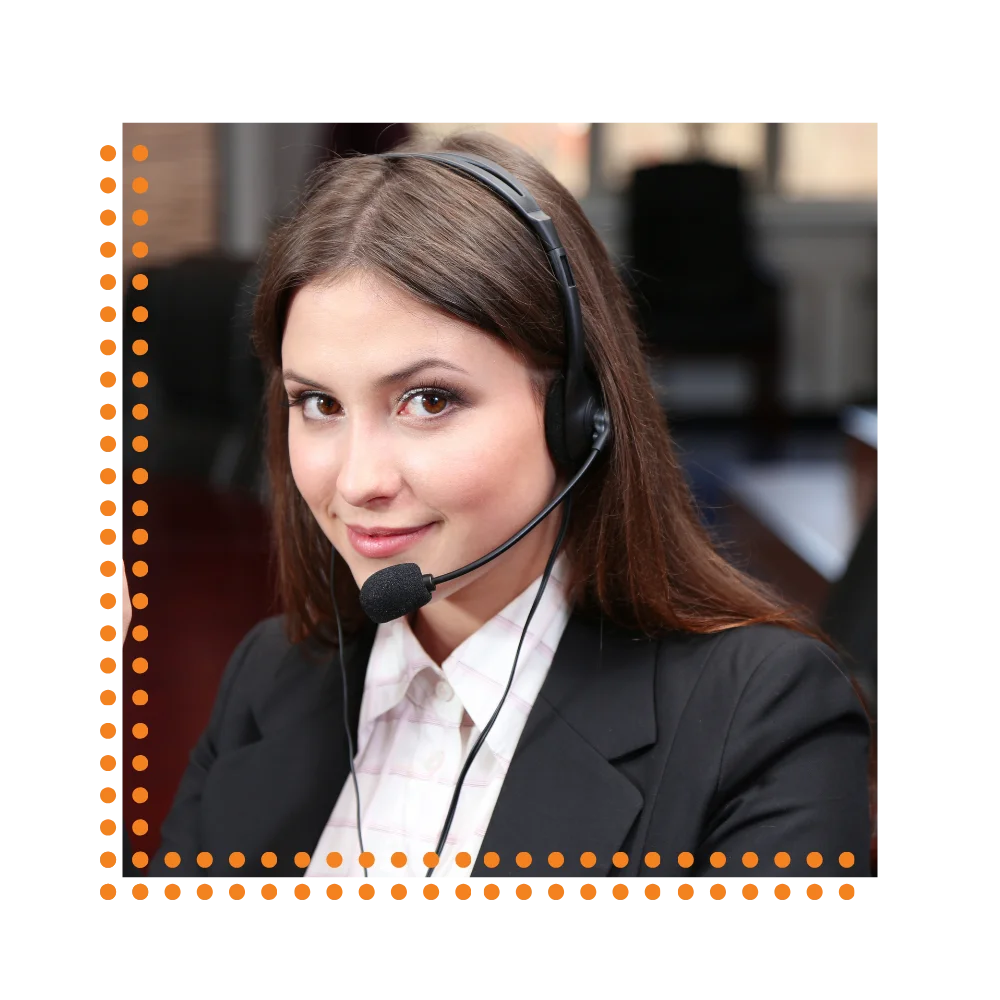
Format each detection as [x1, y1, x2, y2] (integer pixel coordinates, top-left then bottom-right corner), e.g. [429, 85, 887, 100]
[282, 272, 485, 365]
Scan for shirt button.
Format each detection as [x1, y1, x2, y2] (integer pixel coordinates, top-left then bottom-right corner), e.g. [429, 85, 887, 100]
[436, 681, 454, 702]
[425, 750, 445, 774]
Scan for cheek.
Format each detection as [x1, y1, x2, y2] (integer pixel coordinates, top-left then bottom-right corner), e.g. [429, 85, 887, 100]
[415, 410, 554, 515]
[288, 426, 337, 509]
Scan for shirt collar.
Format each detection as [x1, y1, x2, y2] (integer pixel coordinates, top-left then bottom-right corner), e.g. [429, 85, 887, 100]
[360, 552, 572, 763]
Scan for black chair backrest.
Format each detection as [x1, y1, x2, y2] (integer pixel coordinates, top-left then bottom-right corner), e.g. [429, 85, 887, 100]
[122, 254, 264, 488]
[627, 159, 754, 309]
[126, 255, 258, 419]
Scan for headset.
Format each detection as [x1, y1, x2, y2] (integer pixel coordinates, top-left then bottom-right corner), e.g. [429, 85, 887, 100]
[327, 150, 612, 877]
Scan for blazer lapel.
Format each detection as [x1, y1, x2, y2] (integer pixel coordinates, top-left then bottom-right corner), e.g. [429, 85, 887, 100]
[472, 613, 658, 877]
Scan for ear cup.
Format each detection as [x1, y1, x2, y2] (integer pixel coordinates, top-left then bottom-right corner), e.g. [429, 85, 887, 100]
[544, 376, 574, 472]
[546, 374, 606, 472]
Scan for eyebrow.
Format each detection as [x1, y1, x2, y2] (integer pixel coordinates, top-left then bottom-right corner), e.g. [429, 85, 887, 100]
[282, 357, 471, 394]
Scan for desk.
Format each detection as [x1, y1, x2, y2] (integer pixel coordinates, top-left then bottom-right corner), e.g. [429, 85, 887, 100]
[843, 405, 877, 525]
[721, 409, 877, 620]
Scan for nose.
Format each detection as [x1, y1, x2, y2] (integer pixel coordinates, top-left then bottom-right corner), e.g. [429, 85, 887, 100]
[335, 420, 403, 508]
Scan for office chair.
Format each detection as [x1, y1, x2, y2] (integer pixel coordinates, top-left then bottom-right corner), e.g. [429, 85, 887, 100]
[123, 254, 261, 490]
[625, 158, 786, 443]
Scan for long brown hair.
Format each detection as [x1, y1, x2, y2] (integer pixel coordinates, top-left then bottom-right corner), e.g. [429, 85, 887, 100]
[253, 130, 823, 646]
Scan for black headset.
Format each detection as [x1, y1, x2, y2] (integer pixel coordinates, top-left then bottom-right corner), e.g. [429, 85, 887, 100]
[329, 150, 612, 877]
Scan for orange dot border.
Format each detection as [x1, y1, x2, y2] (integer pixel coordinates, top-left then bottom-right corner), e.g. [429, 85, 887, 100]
[95, 131, 130, 884]
[106, 873, 861, 902]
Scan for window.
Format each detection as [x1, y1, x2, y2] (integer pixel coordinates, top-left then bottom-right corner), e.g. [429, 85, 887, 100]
[394, 123, 878, 203]
[780, 123, 877, 199]
[121, 123, 219, 267]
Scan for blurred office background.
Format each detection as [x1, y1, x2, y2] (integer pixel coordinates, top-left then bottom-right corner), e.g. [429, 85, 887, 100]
[119, 123, 877, 871]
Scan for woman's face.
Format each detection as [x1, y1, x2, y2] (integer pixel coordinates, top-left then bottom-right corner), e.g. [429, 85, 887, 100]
[282, 271, 561, 614]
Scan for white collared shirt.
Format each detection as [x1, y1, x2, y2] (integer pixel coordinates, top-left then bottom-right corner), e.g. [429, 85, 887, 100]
[306, 553, 571, 878]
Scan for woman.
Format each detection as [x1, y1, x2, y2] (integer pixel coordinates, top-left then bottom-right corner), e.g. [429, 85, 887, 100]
[147, 131, 871, 880]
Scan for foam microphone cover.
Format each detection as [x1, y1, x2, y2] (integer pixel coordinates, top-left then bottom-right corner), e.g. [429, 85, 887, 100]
[359, 562, 432, 623]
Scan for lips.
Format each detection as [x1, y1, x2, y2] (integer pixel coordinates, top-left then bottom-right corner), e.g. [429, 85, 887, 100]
[346, 522, 435, 559]
[348, 524, 429, 537]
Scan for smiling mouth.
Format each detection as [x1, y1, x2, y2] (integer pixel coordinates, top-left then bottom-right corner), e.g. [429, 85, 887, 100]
[345, 522, 436, 558]
[347, 524, 433, 537]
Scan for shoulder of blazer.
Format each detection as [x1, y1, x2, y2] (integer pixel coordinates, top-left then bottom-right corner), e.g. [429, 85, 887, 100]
[643, 621, 868, 800]
[225, 615, 375, 688]
[208, 614, 378, 746]
[652, 621, 853, 699]
[644, 622, 864, 758]
[215, 616, 300, 714]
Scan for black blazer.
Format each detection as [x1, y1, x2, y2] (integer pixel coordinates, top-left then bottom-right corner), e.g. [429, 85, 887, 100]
[148, 613, 872, 879]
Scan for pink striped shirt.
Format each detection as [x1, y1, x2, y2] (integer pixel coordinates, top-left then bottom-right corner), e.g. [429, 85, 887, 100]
[306, 553, 571, 878]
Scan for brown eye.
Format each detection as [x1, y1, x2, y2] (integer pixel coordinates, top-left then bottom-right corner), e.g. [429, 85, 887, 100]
[420, 393, 447, 415]
[399, 387, 458, 419]
[299, 394, 341, 420]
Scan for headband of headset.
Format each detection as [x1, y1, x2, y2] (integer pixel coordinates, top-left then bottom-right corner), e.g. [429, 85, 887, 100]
[377, 150, 603, 468]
